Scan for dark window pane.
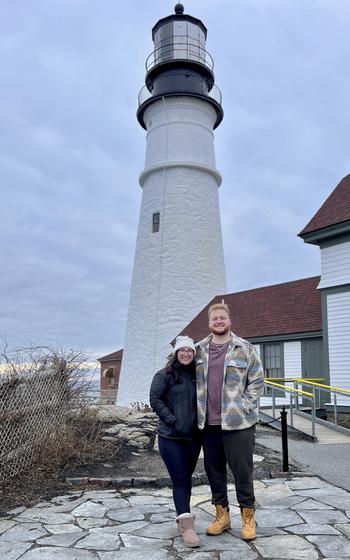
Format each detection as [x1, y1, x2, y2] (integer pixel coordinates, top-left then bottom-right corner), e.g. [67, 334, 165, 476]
[152, 212, 160, 233]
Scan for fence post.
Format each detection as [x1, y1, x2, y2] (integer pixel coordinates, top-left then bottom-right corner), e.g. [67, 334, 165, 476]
[294, 381, 299, 410]
[289, 392, 294, 427]
[334, 391, 338, 425]
[311, 394, 316, 438]
[281, 405, 289, 472]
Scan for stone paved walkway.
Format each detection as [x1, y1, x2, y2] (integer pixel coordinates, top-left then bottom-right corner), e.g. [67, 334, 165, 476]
[1, 476, 350, 559]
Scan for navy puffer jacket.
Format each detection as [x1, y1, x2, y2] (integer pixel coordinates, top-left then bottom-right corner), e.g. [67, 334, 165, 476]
[149, 366, 198, 440]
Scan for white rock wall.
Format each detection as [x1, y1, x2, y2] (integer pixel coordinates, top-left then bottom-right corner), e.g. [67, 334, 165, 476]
[117, 96, 226, 406]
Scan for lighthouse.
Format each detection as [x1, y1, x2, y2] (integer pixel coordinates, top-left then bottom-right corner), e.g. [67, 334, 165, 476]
[117, 4, 226, 406]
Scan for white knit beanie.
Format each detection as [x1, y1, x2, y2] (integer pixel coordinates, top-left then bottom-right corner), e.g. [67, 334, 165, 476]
[173, 336, 196, 355]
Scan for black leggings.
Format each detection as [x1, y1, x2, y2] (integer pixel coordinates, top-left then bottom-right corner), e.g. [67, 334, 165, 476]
[158, 434, 202, 515]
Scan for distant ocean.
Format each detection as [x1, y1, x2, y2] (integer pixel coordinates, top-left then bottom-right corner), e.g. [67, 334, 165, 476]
[81, 367, 100, 398]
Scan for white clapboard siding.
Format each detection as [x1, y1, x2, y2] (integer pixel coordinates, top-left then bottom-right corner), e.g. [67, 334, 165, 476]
[318, 241, 350, 289]
[284, 341, 302, 378]
[260, 341, 302, 407]
[327, 291, 350, 406]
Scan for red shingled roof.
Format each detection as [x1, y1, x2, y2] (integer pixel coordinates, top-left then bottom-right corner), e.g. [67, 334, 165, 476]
[299, 174, 350, 236]
[178, 276, 322, 341]
[98, 349, 123, 362]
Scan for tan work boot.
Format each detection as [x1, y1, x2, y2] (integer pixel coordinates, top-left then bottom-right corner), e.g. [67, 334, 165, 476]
[206, 504, 231, 535]
[177, 513, 200, 548]
[241, 507, 256, 541]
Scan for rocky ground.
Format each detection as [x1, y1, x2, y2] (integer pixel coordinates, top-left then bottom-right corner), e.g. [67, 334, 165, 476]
[62, 407, 307, 486]
[1, 407, 307, 516]
[2, 407, 350, 558]
[1, 475, 350, 559]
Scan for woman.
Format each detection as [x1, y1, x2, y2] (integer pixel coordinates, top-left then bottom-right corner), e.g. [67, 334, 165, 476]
[149, 336, 201, 548]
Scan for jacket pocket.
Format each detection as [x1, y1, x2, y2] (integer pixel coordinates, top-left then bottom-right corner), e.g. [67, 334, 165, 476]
[228, 359, 248, 368]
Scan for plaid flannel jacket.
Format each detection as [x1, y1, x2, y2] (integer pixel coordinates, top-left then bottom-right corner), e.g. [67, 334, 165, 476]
[196, 332, 265, 431]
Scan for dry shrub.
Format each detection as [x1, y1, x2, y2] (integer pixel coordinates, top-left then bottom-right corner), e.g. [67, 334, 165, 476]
[0, 344, 119, 513]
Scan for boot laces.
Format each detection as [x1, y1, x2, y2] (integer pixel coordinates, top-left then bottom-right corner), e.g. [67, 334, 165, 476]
[243, 510, 254, 527]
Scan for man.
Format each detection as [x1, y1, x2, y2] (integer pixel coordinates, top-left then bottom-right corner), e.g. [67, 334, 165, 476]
[196, 303, 264, 541]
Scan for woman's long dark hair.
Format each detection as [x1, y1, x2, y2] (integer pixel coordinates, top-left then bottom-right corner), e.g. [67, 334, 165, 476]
[166, 351, 196, 383]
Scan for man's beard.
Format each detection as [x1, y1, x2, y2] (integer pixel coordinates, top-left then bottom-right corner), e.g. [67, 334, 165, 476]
[210, 326, 230, 336]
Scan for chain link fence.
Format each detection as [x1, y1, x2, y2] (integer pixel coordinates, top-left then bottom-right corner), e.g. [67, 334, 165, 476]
[0, 347, 89, 483]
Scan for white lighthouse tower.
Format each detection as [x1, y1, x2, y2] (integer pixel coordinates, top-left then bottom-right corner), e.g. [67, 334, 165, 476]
[117, 4, 226, 406]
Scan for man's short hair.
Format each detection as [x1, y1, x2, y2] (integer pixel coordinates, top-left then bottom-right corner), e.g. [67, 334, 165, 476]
[208, 303, 230, 319]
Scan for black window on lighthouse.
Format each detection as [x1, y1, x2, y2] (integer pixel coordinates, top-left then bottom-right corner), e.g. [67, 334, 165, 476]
[152, 212, 160, 232]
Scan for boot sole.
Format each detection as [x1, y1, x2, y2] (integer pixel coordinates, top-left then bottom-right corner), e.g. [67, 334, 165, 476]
[242, 536, 256, 541]
[206, 525, 231, 536]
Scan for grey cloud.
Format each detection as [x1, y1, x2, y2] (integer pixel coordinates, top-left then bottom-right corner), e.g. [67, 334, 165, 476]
[1, 0, 349, 358]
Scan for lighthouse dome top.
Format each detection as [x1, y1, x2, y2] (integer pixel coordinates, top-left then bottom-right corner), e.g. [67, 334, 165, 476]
[174, 3, 184, 15]
[151, 6, 207, 41]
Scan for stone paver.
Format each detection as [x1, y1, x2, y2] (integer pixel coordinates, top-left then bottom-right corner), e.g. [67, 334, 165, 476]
[44, 523, 84, 534]
[254, 534, 319, 559]
[306, 534, 350, 557]
[0, 522, 48, 542]
[291, 498, 334, 510]
[37, 531, 86, 547]
[298, 510, 349, 524]
[120, 534, 172, 547]
[335, 523, 350, 538]
[0, 475, 350, 559]
[231, 508, 303, 528]
[22, 548, 97, 559]
[75, 529, 121, 551]
[287, 523, 340, 535]
[76, 517, 109, 529]
[0, 541, 32, 560]
[0, 519, 16, 534]
[15, 510, 75, 524]
[71, 501, 107, 518]
[98, 549, 172, 559]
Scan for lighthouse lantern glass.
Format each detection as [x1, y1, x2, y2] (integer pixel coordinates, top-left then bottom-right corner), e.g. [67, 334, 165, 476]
[154, 21, 206, 67]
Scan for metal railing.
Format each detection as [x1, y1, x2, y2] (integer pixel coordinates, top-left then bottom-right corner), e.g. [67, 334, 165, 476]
[264, 379, 316, 437]
[138, 80, 222, 107]
[263, 376, 350, 437]
[291, 379, 350, 427]
[146, 37, 214, 73]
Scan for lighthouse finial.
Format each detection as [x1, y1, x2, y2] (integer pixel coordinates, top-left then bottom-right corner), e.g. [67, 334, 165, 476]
[174, 3, 184, 15]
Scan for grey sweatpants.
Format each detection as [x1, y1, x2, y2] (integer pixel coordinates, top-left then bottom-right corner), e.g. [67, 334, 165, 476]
[202, 424, 256, 509]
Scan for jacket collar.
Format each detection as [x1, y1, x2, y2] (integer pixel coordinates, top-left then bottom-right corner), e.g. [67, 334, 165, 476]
[197, 331, 243, 350]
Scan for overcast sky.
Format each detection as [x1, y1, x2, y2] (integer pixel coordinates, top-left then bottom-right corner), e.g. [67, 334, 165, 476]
[1, 0, 349, 361]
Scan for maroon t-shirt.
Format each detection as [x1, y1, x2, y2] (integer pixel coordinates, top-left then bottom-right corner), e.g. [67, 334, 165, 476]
[207, 340, 230, 425]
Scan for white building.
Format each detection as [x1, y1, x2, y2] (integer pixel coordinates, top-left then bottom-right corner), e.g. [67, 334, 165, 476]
[299, 173, 350, 406]
[117, 4, 226, 406]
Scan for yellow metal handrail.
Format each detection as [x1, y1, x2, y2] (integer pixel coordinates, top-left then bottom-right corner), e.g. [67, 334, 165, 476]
[264, 379, 314, 398]
[269, 377, 325, 382]
[265, 377, 350, 396]
[293, 379, 350, 396]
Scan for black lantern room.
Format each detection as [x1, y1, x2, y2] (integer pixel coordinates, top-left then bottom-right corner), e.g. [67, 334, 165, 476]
[137, 4, 223, 129]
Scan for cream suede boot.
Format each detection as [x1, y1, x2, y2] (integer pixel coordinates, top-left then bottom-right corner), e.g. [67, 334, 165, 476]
[177, 513, 200, 548]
